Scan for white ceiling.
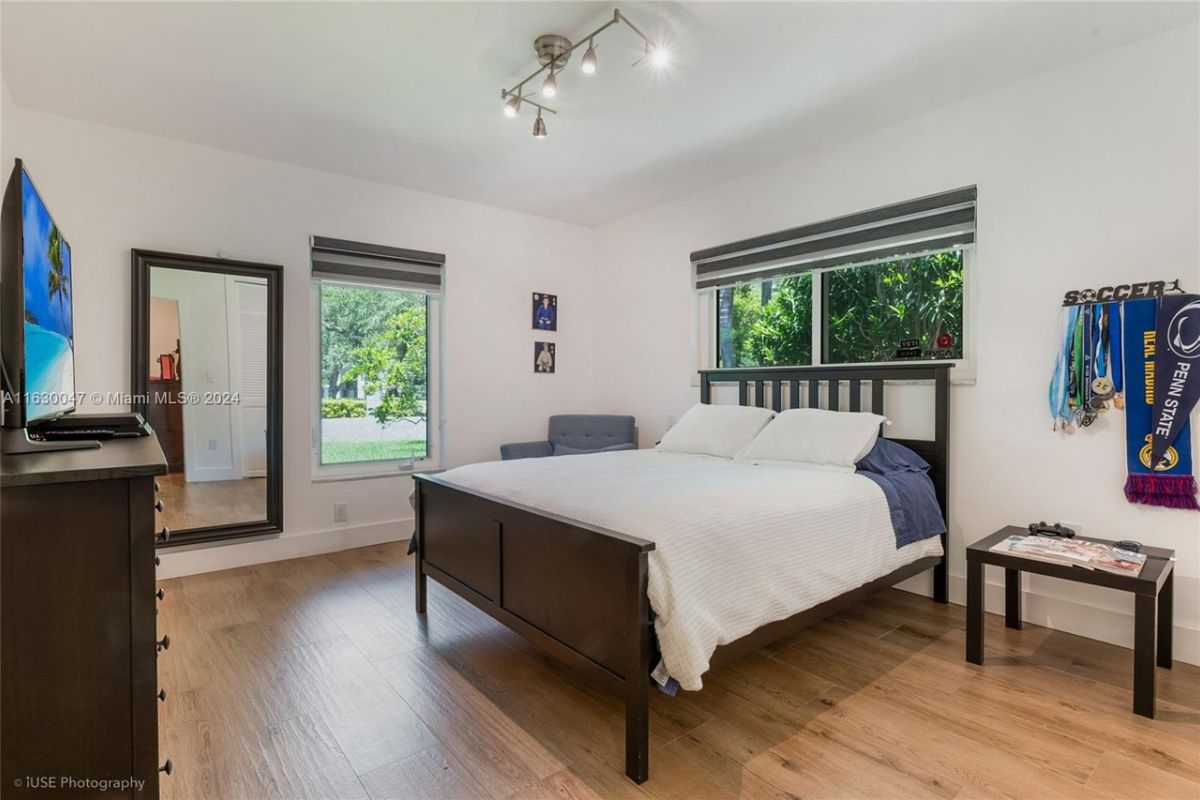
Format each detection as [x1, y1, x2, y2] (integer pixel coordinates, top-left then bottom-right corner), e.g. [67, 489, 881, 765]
[2, 2, 1196, 226]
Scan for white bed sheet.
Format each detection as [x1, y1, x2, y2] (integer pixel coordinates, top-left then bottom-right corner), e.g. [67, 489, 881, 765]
[436, 449, 943, 691]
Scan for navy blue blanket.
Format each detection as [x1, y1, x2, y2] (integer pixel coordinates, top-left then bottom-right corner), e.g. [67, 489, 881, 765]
[855, 438, 945, 548]
[858, 469, 946, 548]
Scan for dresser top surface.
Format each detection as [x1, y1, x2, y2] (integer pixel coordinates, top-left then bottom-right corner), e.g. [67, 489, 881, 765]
[1, 434, 168, 487]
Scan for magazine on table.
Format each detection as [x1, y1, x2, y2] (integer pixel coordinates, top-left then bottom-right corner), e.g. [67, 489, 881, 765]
[990, 535, 1146, 576]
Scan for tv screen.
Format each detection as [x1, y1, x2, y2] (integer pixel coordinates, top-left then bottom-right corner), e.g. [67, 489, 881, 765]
[20, 168, 75, 422]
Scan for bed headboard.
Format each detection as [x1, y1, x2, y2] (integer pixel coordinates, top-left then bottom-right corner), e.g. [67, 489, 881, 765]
[699, 363, 951, 600]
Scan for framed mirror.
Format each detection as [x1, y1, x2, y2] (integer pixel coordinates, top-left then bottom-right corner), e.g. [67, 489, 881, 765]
[131, 250, 282, 546]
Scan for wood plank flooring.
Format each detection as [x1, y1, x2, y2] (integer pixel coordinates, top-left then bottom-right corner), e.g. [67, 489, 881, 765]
[156, 542, 1200, 800]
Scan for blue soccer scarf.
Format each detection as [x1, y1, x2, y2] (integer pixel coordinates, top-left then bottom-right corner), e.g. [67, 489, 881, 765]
[1123, 298, 1198, 509]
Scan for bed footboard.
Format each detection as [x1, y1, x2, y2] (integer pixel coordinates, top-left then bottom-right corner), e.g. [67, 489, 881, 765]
[413, 474, 655, 783]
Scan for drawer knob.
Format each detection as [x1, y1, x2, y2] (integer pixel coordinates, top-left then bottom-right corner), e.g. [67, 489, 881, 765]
[156, 588, 166, 601]
[159, 759, 172, 776]
[157, 635, 171, 652]
[155, 556, 161, 567]
[157, 527, 171, 544]
[158, 688, 167, 702]
[154, 480, 161, 493]
[155, 500, 165, 513]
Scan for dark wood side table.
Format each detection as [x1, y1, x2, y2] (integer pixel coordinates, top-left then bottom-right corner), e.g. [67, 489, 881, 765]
[966, 526, 1174, 718]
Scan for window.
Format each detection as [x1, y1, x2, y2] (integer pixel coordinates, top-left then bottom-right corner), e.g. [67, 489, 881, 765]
[318, 283, 430, 465]
[716, 275, 813, 368]
[823, 251, 963, 364]
[716, 250, 965, 368]
[700, 188, 974, 372]
[311, 236, 443, 476]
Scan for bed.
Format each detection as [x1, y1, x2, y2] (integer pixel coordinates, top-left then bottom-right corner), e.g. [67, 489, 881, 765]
[413, 364, 950, 783]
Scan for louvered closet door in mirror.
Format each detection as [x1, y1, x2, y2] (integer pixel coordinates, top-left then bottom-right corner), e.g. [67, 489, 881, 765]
[131, 250, 283, 545]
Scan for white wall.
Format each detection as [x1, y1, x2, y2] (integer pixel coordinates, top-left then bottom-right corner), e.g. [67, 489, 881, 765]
[591, 24, 1200, 663]
[0, 101, 597, 577]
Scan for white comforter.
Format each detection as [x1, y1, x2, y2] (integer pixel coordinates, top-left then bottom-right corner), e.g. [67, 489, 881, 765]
[436, 449, 942, 691]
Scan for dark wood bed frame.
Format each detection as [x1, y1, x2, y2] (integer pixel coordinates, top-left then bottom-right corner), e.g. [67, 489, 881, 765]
[413, 363, 950, 783]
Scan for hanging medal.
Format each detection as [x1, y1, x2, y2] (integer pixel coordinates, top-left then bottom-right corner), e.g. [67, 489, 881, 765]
[1108, 301, 1124, 410]
[1070, 308, 1085, 427]
[1049, 306, 1078, 432]
[1080, 304, 1097, 427]
[1090, 305, 1113, 411]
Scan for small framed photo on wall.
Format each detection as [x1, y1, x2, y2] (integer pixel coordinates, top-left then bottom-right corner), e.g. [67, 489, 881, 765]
[535, 341, 556, 373]
[532, 292, 558, 331]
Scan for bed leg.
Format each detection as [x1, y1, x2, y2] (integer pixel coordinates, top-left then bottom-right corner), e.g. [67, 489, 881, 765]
[415, 566, 427, 614]
[414, 483, 427, 615]
[933, 532, 949, 604]
[625, 673, 650, 784]
[625, 551, 652, 784]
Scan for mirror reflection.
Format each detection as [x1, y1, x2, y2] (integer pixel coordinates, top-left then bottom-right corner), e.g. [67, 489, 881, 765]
[146, 266, 268, 531]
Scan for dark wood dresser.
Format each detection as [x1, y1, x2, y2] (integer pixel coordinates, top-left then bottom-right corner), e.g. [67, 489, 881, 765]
[1, 435, 170, 799]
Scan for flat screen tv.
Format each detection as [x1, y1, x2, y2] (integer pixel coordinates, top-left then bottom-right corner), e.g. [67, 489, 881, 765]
[1, 159, 77, 427]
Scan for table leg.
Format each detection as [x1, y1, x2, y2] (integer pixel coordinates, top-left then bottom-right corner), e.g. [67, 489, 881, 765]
[966, 559, 983, 665]
[1133, 593, 1156, 718]
[1005, 568, 1022, 630]
[1158, 570, 1173, 669]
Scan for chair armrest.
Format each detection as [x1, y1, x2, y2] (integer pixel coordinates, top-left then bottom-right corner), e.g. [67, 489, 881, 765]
[500, 440, 554, 460]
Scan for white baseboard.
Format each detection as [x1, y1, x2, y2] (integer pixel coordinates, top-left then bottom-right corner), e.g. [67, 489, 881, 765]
[899, 572, 1198, 667]
[155, 517, 412, 580]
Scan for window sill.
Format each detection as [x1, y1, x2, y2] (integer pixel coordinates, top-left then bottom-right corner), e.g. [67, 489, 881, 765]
[311, 463, 444, 483]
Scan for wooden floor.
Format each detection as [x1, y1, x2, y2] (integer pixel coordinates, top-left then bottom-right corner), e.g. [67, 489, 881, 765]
[156, 542, 1200, 800]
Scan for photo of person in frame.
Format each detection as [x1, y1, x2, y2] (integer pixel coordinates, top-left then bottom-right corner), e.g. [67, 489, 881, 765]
[533, 292, 557, 330]
[535, 341, 556, 373]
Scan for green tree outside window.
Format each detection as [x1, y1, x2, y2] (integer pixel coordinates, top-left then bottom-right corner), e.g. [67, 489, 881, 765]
[717, 251, 963, 367]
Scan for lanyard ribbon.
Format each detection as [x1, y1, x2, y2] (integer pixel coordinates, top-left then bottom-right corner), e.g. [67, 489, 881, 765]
[1108, 301, 1123, 393]
[1049, 306, 1079, 428]
[1095, 305, 1108, 378]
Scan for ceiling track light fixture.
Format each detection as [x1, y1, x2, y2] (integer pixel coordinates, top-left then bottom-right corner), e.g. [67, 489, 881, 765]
[500, 7, 668, 138]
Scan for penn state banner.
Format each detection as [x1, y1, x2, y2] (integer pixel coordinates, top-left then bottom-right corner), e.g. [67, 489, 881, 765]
[1150, 294, 1200, 468]
[1123, 297, 1199, 509]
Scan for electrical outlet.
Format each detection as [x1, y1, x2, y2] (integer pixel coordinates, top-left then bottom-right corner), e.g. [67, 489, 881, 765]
[1061, 520, 1083, 537]
[207, 438, 218, 451]
[333, 502, 348, 523]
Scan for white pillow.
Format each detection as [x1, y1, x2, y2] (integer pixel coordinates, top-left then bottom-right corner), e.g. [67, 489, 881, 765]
[656, 403, 776, 459]
[737, 408, 887, 472]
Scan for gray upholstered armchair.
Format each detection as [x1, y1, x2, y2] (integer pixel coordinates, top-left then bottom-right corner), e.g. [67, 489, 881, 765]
[500, 414, 637, 460]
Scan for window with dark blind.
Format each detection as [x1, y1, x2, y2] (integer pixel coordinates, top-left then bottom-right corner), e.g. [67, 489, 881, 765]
[699, 188, 974, 369]
[311, 236, 443, 473]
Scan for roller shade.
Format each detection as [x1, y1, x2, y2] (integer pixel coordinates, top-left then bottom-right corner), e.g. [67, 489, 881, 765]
[311, 235, 444, 292]
[692, 187, 976, 290]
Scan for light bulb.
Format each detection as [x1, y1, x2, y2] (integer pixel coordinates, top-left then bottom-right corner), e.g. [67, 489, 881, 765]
[650, 47, 669, 67]
[581, 43, 597, 74]
[542, 71, 557, 98]
[532, 113, 547, 139]
[504, 94, 521, 118]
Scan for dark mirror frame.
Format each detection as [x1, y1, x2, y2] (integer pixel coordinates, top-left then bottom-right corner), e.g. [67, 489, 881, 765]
[130, 249, 283, 547]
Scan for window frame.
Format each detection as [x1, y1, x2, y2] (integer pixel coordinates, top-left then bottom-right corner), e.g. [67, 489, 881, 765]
[700, 247, 975, 382]
[310, 277, 443, 481]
